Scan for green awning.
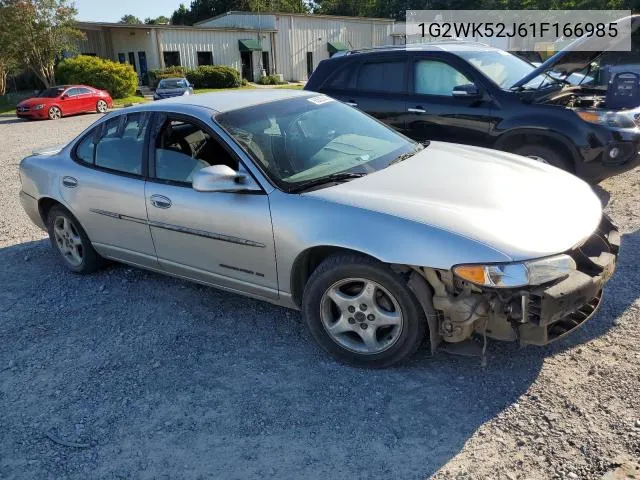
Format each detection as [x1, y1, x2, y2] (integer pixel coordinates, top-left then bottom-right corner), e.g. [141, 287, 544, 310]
[327, 41, 349, 54]
[238, 39, 262, 52]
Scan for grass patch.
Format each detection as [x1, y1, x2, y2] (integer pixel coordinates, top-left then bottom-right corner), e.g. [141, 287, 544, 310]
[194, 85, 256, 94]
[0, 97, 16, 114]
[112, 96, 149, 107]
[273, 84, 304, 89]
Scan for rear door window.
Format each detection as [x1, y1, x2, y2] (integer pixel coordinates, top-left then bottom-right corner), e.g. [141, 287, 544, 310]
[356, 61, 406, 93]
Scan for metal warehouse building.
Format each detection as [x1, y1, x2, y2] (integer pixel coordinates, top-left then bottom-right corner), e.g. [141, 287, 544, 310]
[77, 12, 395, 83]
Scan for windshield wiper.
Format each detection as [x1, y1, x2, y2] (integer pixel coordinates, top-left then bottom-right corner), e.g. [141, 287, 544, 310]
[288, 172, 366, 193]
[387, 143, 426, 166]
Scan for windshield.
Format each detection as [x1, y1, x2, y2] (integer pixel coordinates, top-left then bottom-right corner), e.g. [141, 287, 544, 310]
[458, 50, 560, 90]
[215, 96, 417, 191]
[158, 79, 187, 89]
[38, 87, 66, 98]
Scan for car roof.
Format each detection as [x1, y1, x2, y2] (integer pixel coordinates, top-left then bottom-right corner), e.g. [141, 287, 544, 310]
[158, 77, 188, 82]
[136, 89, 317, 113]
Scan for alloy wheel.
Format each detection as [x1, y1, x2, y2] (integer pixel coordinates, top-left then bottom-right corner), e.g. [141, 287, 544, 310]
[97, 100, 108, 113]
[48, 107, 61, 120]
[53, 216, 84, 267]
[320, 277, 404, 354]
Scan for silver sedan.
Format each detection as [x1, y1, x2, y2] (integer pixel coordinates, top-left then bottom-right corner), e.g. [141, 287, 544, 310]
[19, 90, 619, 367]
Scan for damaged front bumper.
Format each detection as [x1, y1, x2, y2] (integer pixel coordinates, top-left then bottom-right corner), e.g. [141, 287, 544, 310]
[424, 215, 620, 349]
[518, 216, 619, 345]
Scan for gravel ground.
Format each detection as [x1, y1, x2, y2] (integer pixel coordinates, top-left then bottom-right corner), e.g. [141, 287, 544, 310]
[0, 113, 639, 480]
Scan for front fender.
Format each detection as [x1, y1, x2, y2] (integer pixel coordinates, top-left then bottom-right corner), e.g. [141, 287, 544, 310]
[269, 190, 511, 295]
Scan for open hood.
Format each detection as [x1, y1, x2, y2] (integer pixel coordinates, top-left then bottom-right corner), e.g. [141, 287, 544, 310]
[512, 14, 639, 89]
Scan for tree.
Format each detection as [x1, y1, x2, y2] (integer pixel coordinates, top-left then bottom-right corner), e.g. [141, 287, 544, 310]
[119, 13, 142, 24]
[145, 15, 170, 24]
[171, 0, 308, 26]
[0, 4, 19, 94]
[0, 0, 83, 88]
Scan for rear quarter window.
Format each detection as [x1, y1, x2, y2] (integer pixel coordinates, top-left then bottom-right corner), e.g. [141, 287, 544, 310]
[325, 62, 357, 90]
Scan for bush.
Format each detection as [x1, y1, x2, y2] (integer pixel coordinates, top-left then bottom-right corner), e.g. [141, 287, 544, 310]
[258, 74, 284, 85]
[186, 65, 240, 88]
[241, 78, 249, 86]
[56, 56, 138, 99]
[148, 66, 187, 87]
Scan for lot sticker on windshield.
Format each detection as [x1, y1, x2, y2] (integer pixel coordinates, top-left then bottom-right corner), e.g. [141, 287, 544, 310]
[308, 95, 334, 105]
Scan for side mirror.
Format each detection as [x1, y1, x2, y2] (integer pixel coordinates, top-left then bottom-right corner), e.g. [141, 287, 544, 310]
[452, 83, 481, 98]
[192, 165, 261, 193]
[61, 94, 68, 100]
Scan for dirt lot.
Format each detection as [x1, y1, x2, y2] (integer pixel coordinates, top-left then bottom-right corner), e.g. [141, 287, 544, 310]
[0, 113, 639, 480]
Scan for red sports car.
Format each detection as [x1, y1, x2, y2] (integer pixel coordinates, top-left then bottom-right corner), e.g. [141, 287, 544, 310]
[16, 85, 113, 120]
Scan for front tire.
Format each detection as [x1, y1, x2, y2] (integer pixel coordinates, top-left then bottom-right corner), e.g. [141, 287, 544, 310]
[46, 205, 103, 274]
[511, 145, 572, 172]
[48, 106, 61, 120]
[302, 253, 427, 368]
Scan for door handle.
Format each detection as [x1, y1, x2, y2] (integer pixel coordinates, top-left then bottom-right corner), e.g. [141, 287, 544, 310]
[150, 194, 172, 209]
[62, 176, 78, 188]
[408, 107, 426, 114]
[345, 100, 358, 107]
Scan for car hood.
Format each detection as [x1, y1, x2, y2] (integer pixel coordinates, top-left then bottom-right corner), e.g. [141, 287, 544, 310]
[305, 142, 603, 261]
[17, 97, 54, 107]
[512, 14, 639, 89]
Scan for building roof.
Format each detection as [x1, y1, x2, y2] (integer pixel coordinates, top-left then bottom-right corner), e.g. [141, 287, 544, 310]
[195, 10, 396, 26]
[127, 89, 316, 114]
[76, 20, 277, 33]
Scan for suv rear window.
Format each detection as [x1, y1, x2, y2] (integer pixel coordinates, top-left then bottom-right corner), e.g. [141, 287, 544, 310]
[356, 61, 406, 93]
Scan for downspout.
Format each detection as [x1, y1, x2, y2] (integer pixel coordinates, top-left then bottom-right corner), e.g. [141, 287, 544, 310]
[156, 28, 164, 69]
[271, 31, 278, 75]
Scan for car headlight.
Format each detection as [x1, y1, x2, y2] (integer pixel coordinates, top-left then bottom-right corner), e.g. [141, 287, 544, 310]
[33, 104, 44, 110]
[453, 254, 576, 288]
[576, 110, 638, 129]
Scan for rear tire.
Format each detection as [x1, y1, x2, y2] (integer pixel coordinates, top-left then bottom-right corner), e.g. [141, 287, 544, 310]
[511, 145, 572, 172]
[302, 253, 427, 368]
[46, 205, 103, 274]
[96, 100, 108, 113]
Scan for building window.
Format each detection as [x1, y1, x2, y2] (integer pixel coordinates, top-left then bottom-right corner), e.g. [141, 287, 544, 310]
[118, 53, 126, 63]
[163, 51, 181, 67]
[261, 52, 270, 75]
[197, 51, 213, 66]
[128, 52, 137, 72]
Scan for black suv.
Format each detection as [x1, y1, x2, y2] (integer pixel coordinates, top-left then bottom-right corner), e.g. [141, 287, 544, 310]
[306, 33, 640, 182]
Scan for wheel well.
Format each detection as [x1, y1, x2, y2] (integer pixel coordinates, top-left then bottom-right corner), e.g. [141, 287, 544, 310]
[499, 133, 576, 172]
[38, 197, 62, 225]
[290, 246, 377, 307]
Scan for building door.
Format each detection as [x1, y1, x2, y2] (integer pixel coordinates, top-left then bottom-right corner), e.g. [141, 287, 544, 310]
[240, 51, 253, 82]
[138, 51, 148, 85]
[128, 52, 137, 74]
[306, 52, 314, 78]
[262, 52, 270, 75]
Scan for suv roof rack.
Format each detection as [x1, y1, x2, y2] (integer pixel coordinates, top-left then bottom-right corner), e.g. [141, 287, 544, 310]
[342, 40, 490, 56]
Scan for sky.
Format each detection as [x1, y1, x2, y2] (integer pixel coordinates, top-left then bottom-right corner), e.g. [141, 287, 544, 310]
[74, 0, 183, 22]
